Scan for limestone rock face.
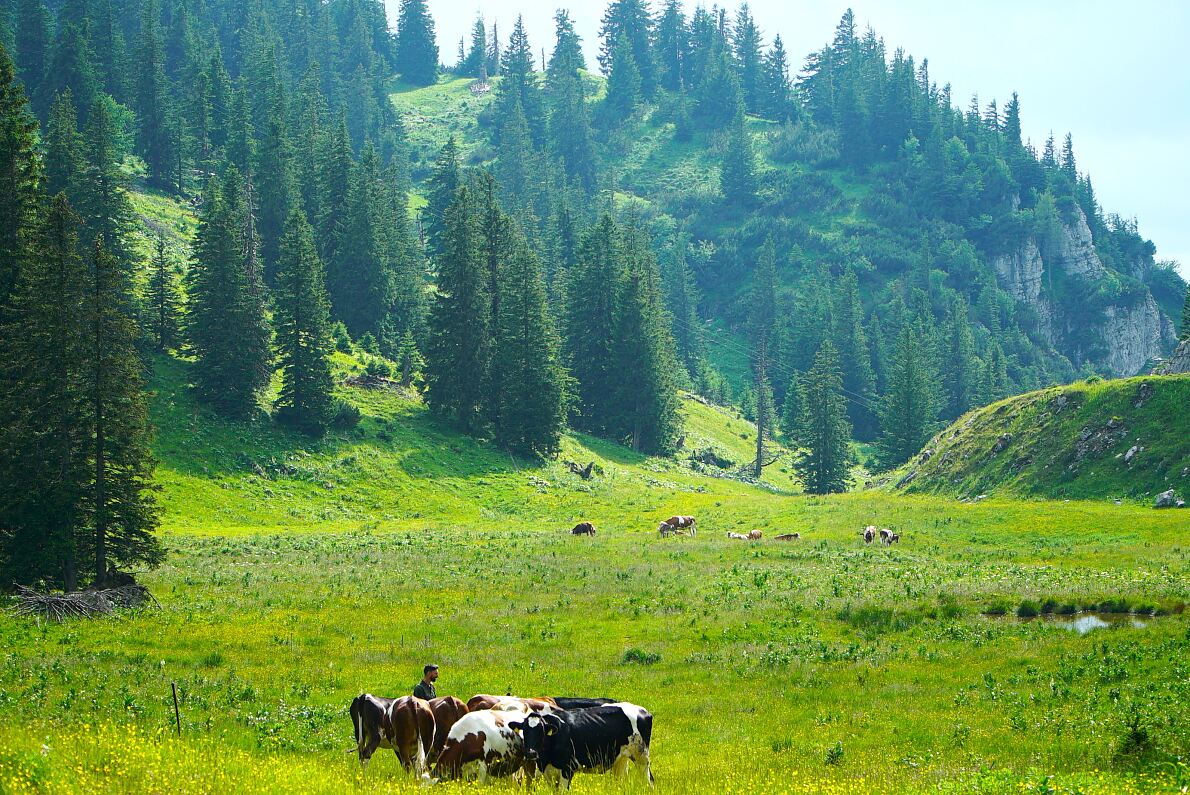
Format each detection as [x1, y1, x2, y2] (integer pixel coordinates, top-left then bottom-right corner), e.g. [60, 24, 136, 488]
[1155, 339, 1190, 375]
[989, 205, 1176, 376]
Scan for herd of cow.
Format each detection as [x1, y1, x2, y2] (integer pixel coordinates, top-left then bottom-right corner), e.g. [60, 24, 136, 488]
[350, 692, 654, 789]
[571, 516, 902, 546]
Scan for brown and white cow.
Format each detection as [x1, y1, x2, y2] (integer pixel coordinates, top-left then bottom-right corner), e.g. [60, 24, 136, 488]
[433, 709, 532, 782]
[427, 696, 469, 763]
[746, 530, 763, 540]
[349, 694, 435, 778]
[863, 525, 876, 544]
[466, 694, 560, 714]
[726, 531, 748, 540]
[570, 522, 596, 536]
[664, 516, 697, 536]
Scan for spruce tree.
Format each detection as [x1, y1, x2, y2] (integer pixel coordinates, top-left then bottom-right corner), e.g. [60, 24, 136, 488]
[612, 223, 682, 454]
[604, 34, 641, 122]
[136, 0, 173, 189]
[15, 0, 51, 97]
[780, 371, 804, 446]
[760, 36, 793, 121]
[186, 170, 272, 419]
[254, 89, 295, 281]
[462, 17, 487, 78]
[0, 195, 89, 589]
[273, 208, 334, 436]
[749, 236, 777, 478]
[330, 143, 393, 336]
[831, 269, 876, 437]
[0, 43, 42, 305]
[424, 136, 460, 259]
[547, 10, 585, 79]
[598, 0, 656, 99]
[147, 233, 181, 352]
[81, 237, 163, 586]
[494, 16, 545, 147]
[733, 4, 763, 114]
[721, 107, 757, 206]
[425, 186, 490, 433]
[77, 97, 134, 267]
[794, 342, 853, 494]
[395, 0, 438, 86]
[662, 232, 702, 379]
[493, 231, 570, 458]
[313, 116, 352, 268]
[45, 90, 86, 204]
[877, 325, 939, 468]
[654, 0, 688, 92]
[42, 14, 97, 117]
[565, 215, 624, 436]
[942, 298, 977, 418]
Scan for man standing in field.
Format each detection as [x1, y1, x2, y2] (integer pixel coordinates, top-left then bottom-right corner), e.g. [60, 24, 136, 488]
[413, 664, 438, 700]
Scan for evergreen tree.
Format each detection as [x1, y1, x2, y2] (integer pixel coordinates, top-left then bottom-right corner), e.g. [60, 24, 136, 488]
[831, 269, 876, 437]
[15, 0, 51, 101]
[599, 0, 656, 99]
[45, 90, 86, 204]
[941, 298, 977, 418]
[494, 16, 545, 146]
[81, 237, 163, 586]
[749, 237, 777, 478]
[662, 232, 702, 379]
[877, 325, 939, 468]
[313, 116, 352, 268]
[185, 170, 272, 419]
[1060, 132, 1076, 177]
[487, 20, 501, 77]
[42, 13, 97, 117]
[1003, 91, 1022, 148]
[794, 342, 853, 494]
[461, 16, 486, 77]
[395, 329, 424, 387]
[273, 208, 334, 435]
[612, 223, 683, 453]
[330, 143, 393, 336]
[0, 44, 42, 304]
[565, 215, 623, 436]
[425, 186, 490, 433]
[780, 370, 804, 446]
[424, 136, 460, 259]
[253, 89, 295, 281]
[547, 10, 585, 79]
[76, 98, 133, 266]
[146, 233, 181, 352]
[603, 34, 641, 122]
[733, 4, 763, 114]
[495, 93, 536, 211]
[395, 0, 438, 86]
[493, 231, 569, 457]
[90, 0, 128, 102]
[760, 35, 793, 121]
[136, 0, 174, 188]
[0, 195, 89, 589]
[654, 0, 688, 92]
[721, 107, 756, 206]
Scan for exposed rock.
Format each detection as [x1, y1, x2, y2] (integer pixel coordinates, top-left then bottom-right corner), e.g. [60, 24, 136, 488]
[1099, 294, 1176, 376]
[1132, 381, 1154, 408]
[1123, 445, 1142, 464]
[991, 433, 1012, 454]
[1154, 489, 1178, 509]
[1154, 339, 1190, 375]
[1051, 206, 1106, 281]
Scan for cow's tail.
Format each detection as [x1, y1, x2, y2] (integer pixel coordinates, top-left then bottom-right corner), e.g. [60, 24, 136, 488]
[638, 710, 655, 787]
[350, 694, 365, 751]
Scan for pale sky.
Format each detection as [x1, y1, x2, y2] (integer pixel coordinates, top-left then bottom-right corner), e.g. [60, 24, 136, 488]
[386, 1, 1190, 277]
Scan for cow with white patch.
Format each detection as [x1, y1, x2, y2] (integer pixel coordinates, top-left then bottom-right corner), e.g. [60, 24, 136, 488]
[664, 515, 696, 536]
[510, 703, 654, 790]
[427, 696, 468, 763]
[348, 694, 435, 779]
[465, 694, 559, 714]
[432, 708, 530, 782]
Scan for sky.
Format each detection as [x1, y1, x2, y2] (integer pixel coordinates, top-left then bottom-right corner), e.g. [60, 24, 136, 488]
[385, 1, 1190, 277]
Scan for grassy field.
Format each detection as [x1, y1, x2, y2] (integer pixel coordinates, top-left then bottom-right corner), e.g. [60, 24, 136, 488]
[1, 358, 1189, 794]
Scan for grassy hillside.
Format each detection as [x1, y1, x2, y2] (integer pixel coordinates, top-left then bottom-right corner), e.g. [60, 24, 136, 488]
[889, 375, 1190, 501]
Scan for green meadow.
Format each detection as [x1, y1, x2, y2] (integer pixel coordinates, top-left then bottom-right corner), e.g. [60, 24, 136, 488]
[1, 359, 1188, 794]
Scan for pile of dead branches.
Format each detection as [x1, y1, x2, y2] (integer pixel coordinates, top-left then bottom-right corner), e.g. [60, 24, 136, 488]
[10, 584, 157, 622]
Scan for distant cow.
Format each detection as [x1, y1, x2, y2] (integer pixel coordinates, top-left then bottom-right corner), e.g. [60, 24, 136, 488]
[879, 528, 892, 545]
[664, 516, 696, 535]
[746, 530, 763, 540]
[427, 696, 469, 762]
[466, 694, 559, 715]
[434, 709, 530, 782]
[349, 694, 435, 778]
[726, 532, 748, 540]
[553, 697, 618, 711]
[888, 532, 901, 544]
[863, 526, 876, 544]
[510, 703, 654, 789]
[570, 522, 596, 536]
[774, 533, 800, 541]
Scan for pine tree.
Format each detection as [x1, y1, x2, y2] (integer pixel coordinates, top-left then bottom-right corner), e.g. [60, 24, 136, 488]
[1181, 284, 1190, 341]
[1060, 132, 1076, 177]
[831, 269, 876, 437]
[612, 223, 682, 454]
[81, 237, 164, 586]
[0, 43, 42, 304]
[395, 0, 438, 86]
[662, 232, 702, 379]
[76, 97, 134, 267]
[487, 20, 501, 77]
[780, 371, 804, 446]
[941, 298, 976, 418]
[733, 4, 763, 114]
[45, 90, 86, 204]
[877, 325, 939, 468]
[565, 215, 624, 436]
[721, 107, 756, 206]
[42, 13, 97, 117]
[425, 186, 490, 433]
[136, 0, 174, 189]
[254, 89, 295, 281]
[313, 116, 352, 268]
[461, 16, 486, 77]
[759, 35, 793, 121]
[273, 208, 334, 436]
[330, 143, 393, 336]
[495, 93, 536, 210]
[494, 16, 545, 146]
[654, 0, 687, 92]
[749, 236, 777, 478]
[395, 329, 424, 388]
[546, 10, 585, 79]
[424, 137, 460, 258]
[185, 170, 272, 419]
[493, 230, 570, 457]
[15, 0, 51, 98]
[147, 233, 181, 352]
[794, 342, 853, 494]
[598, 0, 656, 99]
[1003, 92, 1022, 148]
[604, 34, 641, 122]
[0, 195, 89, 589]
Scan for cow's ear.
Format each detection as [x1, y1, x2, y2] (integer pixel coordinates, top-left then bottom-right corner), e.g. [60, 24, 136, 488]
[546, 726, 557, 736]
[509, 721, 524, 733]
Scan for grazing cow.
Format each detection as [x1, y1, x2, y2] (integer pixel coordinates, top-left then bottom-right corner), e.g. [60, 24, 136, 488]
[433, 709, 529, 782]
[427, 696, 469, 763]
[510, 703, 654, 790]
[889, 532, 901, 544]
[879, 528, 892, 545]
[349, 694, 435, 778]
[659, 523, 689, 537]
[746, 530, 763, 540]
[466, 694, 559, 714]
[664, 516, 696, 536]
[553, 697, 618, 710]
[726, 532, 748, 540]
[570, 522, 596, 536]
[863, 526, 876, 544]
[774, 533, 800, 541]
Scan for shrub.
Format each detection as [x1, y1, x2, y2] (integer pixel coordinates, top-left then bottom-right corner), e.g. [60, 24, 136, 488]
[984, 600, 1011, 616]
[330, 399, 361, 430]
[364, 356, 394, 379]
[620, 648, 661, 665]
[330, 322, 352, 353]
[824, 741, 844, 766]
[1016, 600, 1040, 618]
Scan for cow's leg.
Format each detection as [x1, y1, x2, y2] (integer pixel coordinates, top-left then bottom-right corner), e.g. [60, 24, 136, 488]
[360, 733, 381, 770]
[476, 760, 489, 784]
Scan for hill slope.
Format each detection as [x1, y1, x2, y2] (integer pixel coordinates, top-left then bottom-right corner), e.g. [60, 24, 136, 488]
[889, 375, 1190, 501]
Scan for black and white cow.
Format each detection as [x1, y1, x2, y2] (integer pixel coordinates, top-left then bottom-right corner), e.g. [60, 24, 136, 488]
[510, 702, 654, 790]
[552, 697, 617, 711]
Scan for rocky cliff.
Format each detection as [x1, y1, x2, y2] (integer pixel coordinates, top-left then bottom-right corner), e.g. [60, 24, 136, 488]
[991, 206, 1177, 376]
[1155, 339, 1190, 375]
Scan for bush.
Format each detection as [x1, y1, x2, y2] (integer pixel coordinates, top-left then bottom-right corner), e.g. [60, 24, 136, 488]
[364, 356, 394, 379]
[620, 648, 661, 666]
[330, 322, 352, 354]
[769, 121, 840, 166]
[983, 600, 1011, 616]
[330, 399, 361, 430]
[1016, 600, 1040, 618]
[824, 741, 844, 766]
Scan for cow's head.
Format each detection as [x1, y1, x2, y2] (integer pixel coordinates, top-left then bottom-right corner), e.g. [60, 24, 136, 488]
[509, 712, 565, 764]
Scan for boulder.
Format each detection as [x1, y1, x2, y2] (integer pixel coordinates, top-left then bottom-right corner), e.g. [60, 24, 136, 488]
[1154, 489, 1178, 509]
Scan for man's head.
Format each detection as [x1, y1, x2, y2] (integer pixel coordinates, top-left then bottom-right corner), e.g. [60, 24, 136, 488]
[423, 664, 439, 682]
[510, 712, 566, 765]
